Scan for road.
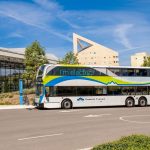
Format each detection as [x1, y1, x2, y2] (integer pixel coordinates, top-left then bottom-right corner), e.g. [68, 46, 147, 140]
[0, 107, 150, 150]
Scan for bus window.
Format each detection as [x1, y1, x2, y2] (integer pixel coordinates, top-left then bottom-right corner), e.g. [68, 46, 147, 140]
[122, 87, 135, 95]
[56, 86, 76, 96]
[46, 66, 105, 76]
[121, 69, 135, 76]
[76, 87, 93, 96]
[136, 86, 148, 95]
[107, 86, 122, 95]
[109, 68, 121, 76]
[93, 87, 107, 95]
[36, 85, 43, 96]
[38, 65, 46, 76]
[45, 86, 50, 97]
[148, 87, 150, 95]
[128, 69, 135, 76]
[135, 69, 148, 76]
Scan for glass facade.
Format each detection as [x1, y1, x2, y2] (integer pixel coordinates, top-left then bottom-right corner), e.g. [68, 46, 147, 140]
[0, 60, 25, 92]
[0, 56, 33, 93]
[0, 48, 57, 93]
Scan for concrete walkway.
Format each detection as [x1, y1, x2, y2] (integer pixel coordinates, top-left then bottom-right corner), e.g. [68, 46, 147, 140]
[0, 105, 35, 110]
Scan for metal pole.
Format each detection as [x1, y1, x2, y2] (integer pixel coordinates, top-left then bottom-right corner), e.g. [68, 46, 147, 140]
[19, 79, 24, 105]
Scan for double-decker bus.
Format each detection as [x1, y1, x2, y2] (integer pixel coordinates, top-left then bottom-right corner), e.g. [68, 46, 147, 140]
[34, 64, 150, 109]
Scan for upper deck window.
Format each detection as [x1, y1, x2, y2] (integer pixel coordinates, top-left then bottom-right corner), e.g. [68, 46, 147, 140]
[46, 66, 106, 76]
[108, 68, 150, 76]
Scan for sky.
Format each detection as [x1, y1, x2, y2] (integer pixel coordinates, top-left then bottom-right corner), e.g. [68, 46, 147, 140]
[0, 0, 150, 65]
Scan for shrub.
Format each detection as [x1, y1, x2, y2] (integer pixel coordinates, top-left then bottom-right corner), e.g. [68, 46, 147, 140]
[92, 135, 150, 150]
[24, 88, 35, 95]
[8, 94, 14, 98]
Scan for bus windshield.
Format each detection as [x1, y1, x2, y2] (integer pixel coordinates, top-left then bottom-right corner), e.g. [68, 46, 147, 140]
[38, 65, 46, 76]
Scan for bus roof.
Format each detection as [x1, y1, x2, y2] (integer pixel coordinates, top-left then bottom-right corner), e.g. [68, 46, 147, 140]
[44, 64, 150, 69]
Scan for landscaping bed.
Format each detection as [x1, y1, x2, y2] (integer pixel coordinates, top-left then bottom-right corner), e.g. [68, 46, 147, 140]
[0, 88, 35, 105]
[92, 135, 150, 150]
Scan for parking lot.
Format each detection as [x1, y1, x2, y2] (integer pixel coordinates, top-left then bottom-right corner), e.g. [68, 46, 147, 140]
[0, 107, 150, 150]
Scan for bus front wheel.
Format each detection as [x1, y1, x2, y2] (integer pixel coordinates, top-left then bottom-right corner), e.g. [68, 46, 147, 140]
[125, 97, 134, 107]
[62, 99, 72, 109]
[138, 97, 147, 107]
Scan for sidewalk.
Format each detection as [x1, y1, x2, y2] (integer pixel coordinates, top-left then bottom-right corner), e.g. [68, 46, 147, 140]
[0, 105, 35, 110]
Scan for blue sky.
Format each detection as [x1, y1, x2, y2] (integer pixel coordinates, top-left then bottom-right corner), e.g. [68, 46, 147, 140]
[0, 0, 150, 65]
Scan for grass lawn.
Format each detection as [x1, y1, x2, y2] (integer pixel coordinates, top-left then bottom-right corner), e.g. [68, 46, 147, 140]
[92, 135, 150, 150]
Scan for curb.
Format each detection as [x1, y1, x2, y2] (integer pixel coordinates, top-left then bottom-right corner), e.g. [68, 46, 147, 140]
[0, 105, 35, 110]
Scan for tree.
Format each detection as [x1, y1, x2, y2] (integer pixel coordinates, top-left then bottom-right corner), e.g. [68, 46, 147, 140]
[143, 57, 150, 67]
[23, 41, 48, 81]
[58, 51, 79, 64]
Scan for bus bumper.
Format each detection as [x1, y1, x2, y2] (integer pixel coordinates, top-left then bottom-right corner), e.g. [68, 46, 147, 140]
[34, 102, 44, 108]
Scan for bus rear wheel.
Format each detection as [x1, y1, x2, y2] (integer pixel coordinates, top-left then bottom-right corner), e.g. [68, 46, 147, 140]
[126, 97, 134, 107]
[138, 97, 147, 107]
[62, 99, 72, 109]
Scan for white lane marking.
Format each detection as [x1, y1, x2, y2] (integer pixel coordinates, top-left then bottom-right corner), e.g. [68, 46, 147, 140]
[120, 115, 150, 124]
[84, 114, 111, 118]
[77, 147, 92, 150]
[60, 110, 80, 113]
[18, 133, 63, 141]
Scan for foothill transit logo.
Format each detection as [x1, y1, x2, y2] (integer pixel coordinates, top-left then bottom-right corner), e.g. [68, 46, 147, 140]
[77, 97, 84, 101]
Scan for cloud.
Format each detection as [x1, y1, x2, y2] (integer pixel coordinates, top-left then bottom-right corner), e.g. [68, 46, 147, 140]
[33, 0, 81, 29]
[8, 32, 24, 38]
[33, 0, 61, 11]
[114, 24, 133, 49]
[0, 1, 72, 42]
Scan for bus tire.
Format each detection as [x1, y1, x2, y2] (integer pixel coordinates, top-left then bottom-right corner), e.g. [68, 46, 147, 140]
[62, 99, 72, 109]
[125, 97, 134, 107]
[138, 97, 147, 107]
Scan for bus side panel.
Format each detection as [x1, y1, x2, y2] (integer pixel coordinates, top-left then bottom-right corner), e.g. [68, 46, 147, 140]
[42, 95, 150, 108]
[70, 95, 150, 107]
[71, 96, 127, 107]
[44, 97, 61, 108]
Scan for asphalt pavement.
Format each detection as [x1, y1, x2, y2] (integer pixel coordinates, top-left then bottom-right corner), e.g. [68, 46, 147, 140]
[0, 106, 150, 150]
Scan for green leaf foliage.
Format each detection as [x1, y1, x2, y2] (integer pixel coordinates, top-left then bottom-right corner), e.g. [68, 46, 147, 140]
[58, 51, 79, 65]
[92, 135, 150, 150]
[23, 41, 48, 81]
[143, 56, 150, 67]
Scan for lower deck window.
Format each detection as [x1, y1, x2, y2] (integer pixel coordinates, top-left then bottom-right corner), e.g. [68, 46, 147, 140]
[45, 86, 150, 97]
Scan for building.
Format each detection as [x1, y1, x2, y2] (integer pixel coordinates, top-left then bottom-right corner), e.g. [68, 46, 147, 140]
[73, 33, 119, 66]
[131, 52, 149, 67]
[0, 47, 58, 93]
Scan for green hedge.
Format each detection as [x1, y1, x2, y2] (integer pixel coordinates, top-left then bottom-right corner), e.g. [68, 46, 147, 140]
[92, 135, 150, 150]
